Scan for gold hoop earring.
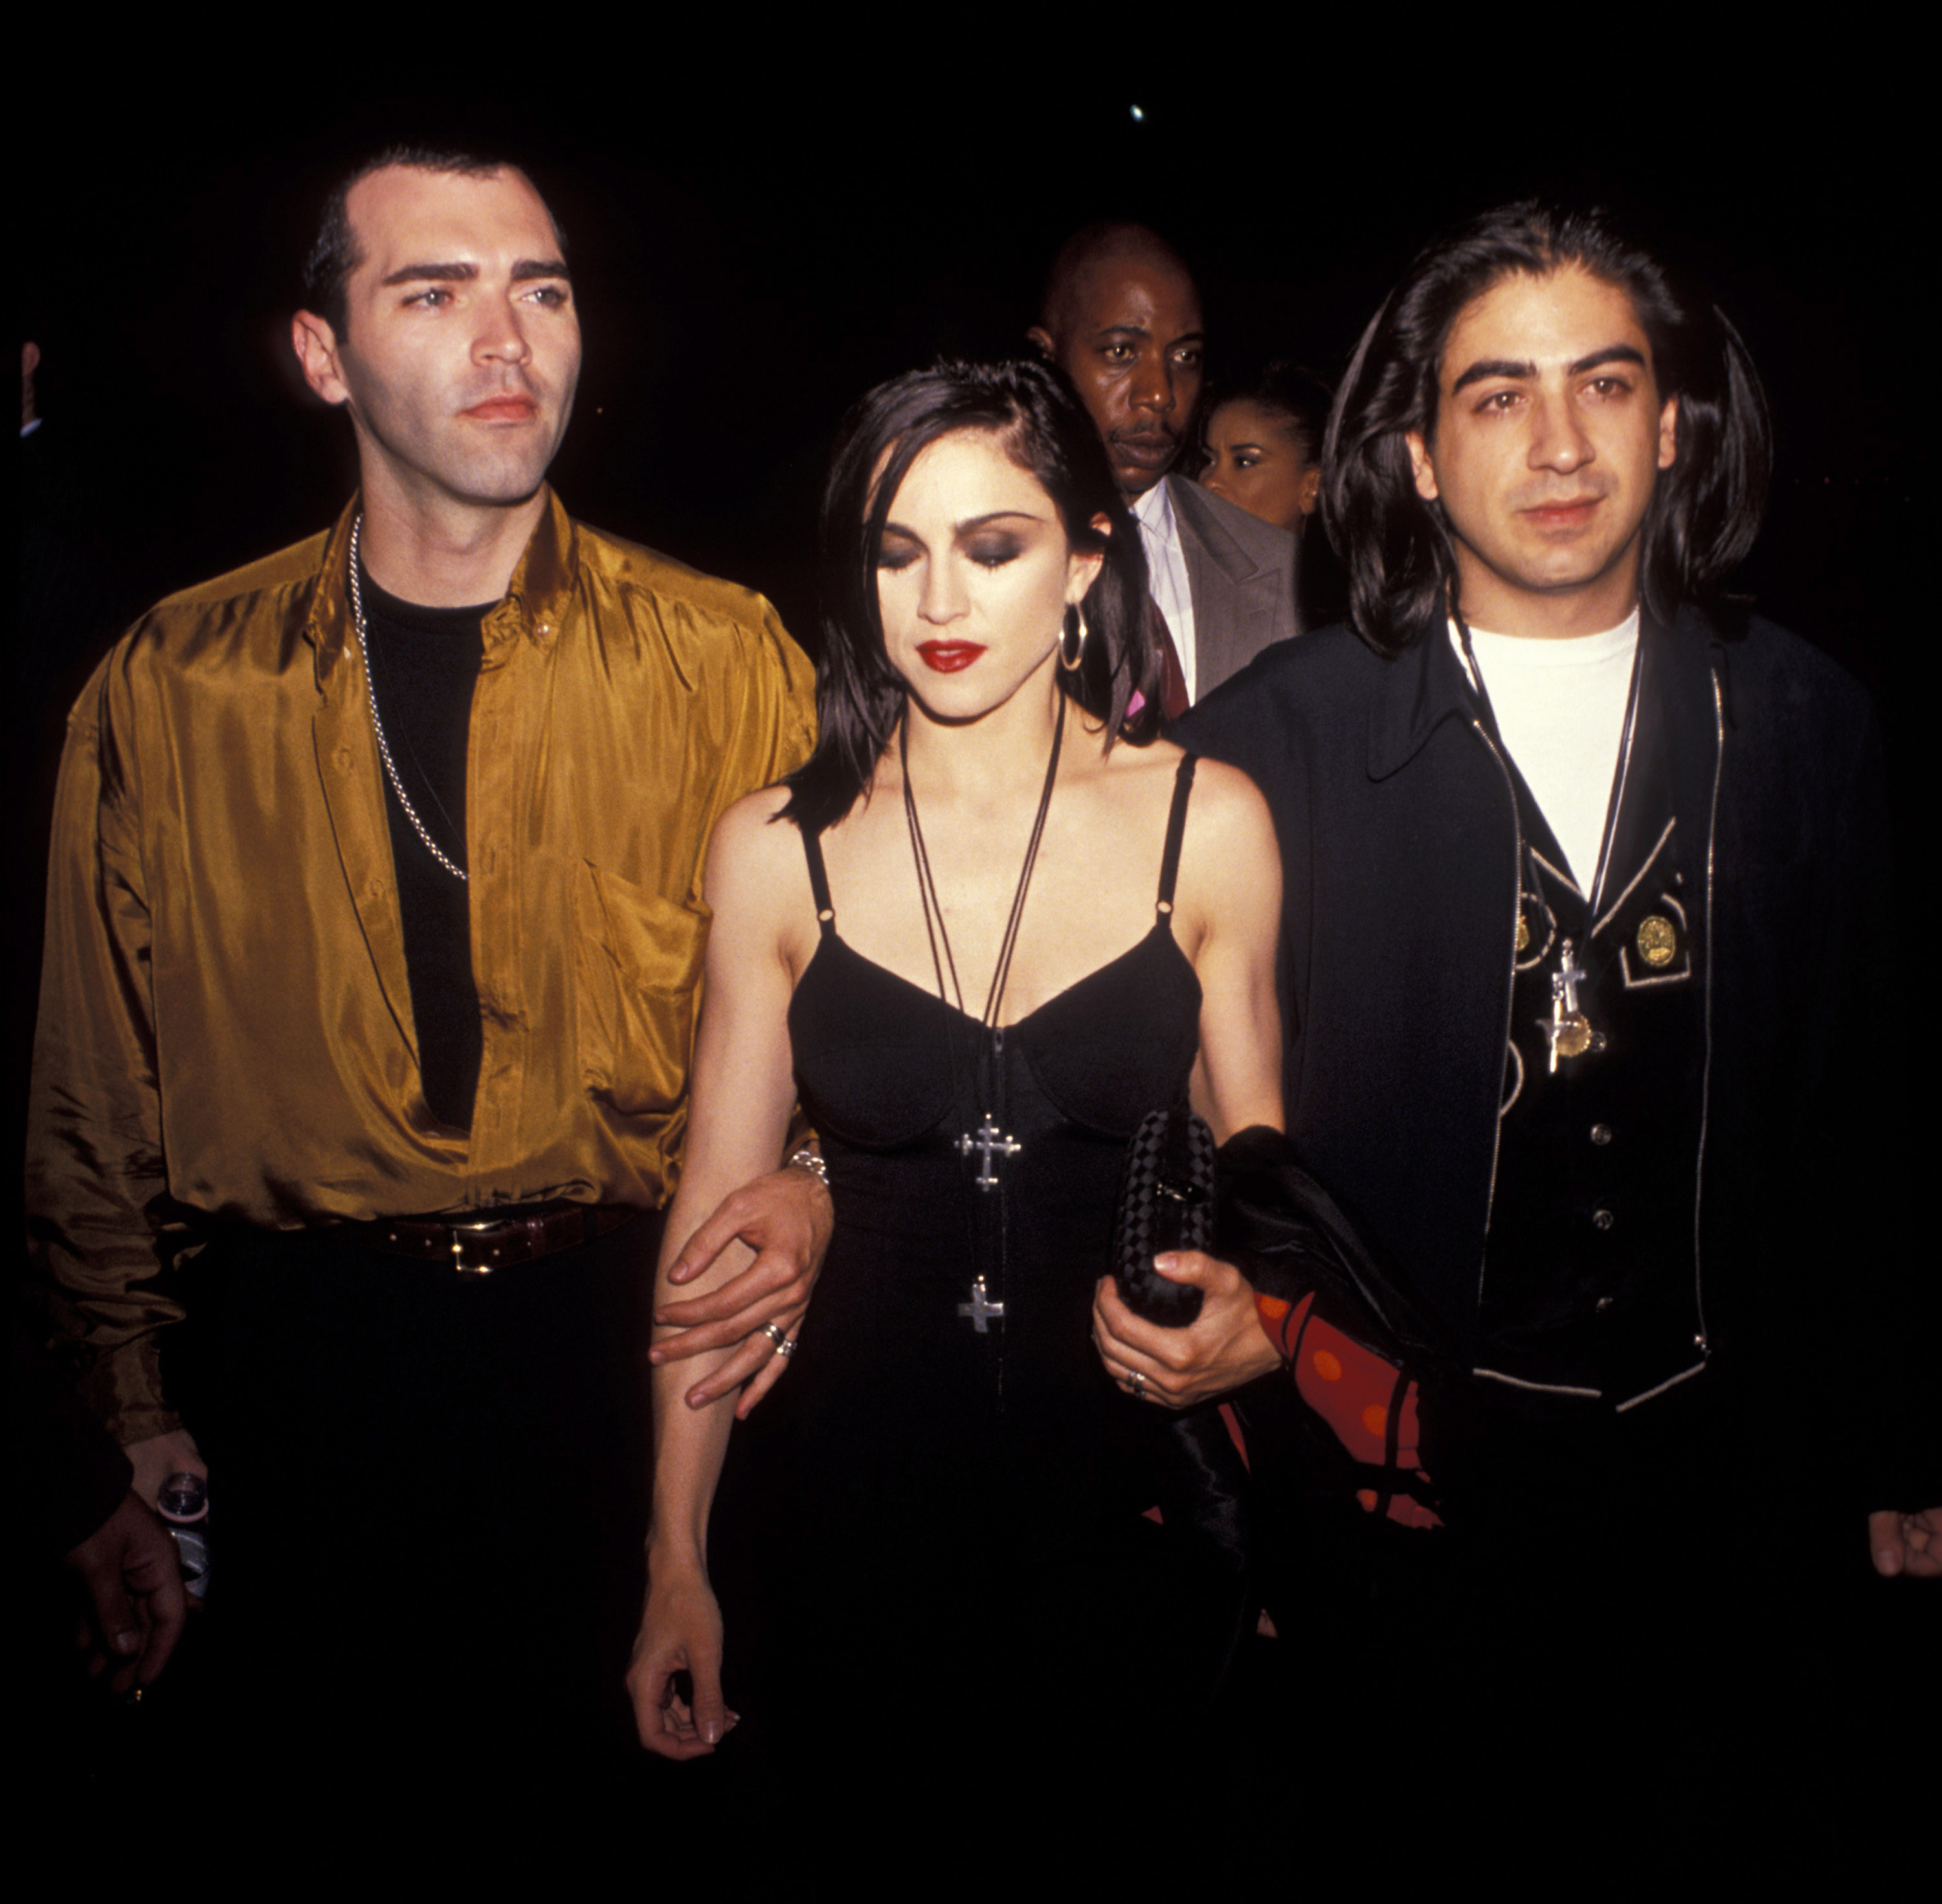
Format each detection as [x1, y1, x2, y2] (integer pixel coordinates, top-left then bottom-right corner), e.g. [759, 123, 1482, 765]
[1059, 606, 1088, 671]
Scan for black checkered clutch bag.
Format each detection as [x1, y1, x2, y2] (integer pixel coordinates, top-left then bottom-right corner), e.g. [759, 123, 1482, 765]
[1111, 1104, 1216, 1327]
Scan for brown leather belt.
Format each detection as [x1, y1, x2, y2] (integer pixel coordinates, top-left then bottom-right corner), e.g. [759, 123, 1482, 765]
[357, 1202, 636, 1277]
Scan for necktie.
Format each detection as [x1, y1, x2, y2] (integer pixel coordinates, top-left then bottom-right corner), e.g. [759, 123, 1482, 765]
[1148, 595, 1190, 721]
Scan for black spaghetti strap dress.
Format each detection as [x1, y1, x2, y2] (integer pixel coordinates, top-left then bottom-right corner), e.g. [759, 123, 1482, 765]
[712, 757, 1219, 1778]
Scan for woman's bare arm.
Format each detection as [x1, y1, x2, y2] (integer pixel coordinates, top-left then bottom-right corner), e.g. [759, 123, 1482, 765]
[1094, 760, 1287, 1407]
[1183, 759, 1286, 1144]
[629, 791, 804, 1756]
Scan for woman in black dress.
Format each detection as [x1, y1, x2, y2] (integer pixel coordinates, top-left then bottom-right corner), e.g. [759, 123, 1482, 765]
[628, 361, 1285, 1784]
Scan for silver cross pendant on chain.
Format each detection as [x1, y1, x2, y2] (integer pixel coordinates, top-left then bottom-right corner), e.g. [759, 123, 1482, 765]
[1540, 936, 1596, 1073]
[955, 1114, 1021, 1191]
[956, 1275, 1006, 1334]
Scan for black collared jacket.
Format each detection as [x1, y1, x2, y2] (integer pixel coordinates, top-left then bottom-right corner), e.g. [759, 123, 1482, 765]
[1182, 606, 1928, 1507]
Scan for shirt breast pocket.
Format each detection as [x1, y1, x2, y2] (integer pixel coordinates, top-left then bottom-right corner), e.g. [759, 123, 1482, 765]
[573, 860, 711, 1118]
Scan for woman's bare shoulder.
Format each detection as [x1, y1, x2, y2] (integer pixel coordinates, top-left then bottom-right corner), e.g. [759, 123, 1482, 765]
[711, 783, 799, 857]
[1179, 756, 1280, 906]
[1185, 754, 1273, 830]
[1091, 736, 1270, 840]
[705, 784, 810, 908]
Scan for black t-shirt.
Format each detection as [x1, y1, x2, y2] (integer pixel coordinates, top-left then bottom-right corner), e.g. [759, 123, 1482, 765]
[357, 568, 488, 1130]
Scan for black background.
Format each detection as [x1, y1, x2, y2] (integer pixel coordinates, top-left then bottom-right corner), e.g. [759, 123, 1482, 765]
[19, 65, 1914, 732]
[10, 50, 1929, 1854]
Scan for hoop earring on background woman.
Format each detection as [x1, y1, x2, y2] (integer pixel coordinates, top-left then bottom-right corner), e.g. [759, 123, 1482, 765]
[1059, 605, 1088, 672]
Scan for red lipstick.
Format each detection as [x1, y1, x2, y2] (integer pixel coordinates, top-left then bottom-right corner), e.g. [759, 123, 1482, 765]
[917, 642, 985, 673]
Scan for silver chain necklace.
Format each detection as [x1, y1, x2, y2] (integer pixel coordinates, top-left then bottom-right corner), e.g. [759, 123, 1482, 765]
[348, 516, 468, 882]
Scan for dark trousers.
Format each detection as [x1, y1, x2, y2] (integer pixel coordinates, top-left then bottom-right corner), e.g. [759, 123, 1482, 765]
[173, 1215, 660, 1793]
[1227, 1374, 1899, 1892]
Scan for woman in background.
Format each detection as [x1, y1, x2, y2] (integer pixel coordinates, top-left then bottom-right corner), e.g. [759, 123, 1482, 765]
[1200, 361, 1348, 627]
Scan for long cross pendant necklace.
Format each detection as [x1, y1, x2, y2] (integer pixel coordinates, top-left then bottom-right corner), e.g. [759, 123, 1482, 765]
[902, 694, 1066, 1334]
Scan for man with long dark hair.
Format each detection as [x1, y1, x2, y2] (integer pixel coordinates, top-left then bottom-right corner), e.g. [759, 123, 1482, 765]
[1103, 201, 1934, 1870]
[25, 147, 828, 1784]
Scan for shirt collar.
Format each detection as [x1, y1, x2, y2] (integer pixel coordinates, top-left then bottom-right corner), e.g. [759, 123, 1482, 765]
[307, 487, 575, 679]
[1130, 477, 1176, 541]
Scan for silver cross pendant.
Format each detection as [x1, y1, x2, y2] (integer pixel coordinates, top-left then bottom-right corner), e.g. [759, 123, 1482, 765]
[1539, 936, 1594, 1073]
[955, 1114, 1021, 1191]
[957, 1275, 1006, 1334]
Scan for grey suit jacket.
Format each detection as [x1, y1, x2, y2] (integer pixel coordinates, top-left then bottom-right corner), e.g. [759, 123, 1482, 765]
[1165, 475, 1300, 700]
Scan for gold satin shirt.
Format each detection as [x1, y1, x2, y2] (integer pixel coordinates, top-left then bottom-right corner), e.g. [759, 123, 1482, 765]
[27, 493, 816, 1441]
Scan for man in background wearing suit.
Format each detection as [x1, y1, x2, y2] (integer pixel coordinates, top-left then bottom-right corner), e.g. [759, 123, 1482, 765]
[1030, 223, 1299, 711]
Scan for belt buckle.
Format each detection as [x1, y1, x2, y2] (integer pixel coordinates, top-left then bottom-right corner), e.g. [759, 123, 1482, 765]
[449, 1216, 506, 1277]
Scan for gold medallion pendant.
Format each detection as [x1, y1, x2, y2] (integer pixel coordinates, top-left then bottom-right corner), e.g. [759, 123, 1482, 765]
[1552, 1012, 1594, 1060]
[1636, 914, 1677, 967]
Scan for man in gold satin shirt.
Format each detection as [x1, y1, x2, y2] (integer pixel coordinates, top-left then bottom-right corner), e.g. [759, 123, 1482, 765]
[26, 147, 825, 1775]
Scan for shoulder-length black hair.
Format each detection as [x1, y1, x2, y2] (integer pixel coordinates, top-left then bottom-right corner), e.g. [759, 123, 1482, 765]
[781, 357, 1159, 833]
[1323, 201, 1772, 656]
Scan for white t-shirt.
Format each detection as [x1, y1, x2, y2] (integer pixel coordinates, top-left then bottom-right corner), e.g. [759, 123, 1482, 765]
[1133, 480, 1198, 703]
[1449, 610, 1640, 895]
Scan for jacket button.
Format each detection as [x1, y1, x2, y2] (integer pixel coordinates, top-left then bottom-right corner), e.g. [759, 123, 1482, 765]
[1590, 1123, 1613, 1145]
[1595, 1296, 1614, 1314]
[1592, 1209, 1615, 1231]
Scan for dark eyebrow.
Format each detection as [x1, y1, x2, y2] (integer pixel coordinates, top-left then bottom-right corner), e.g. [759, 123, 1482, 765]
[880, 510, 1044, 543]
[379, 262, 478, 287]
[1451, 356, 1536, 394]
[955, 511, 1042, 532]
[1567, 344, 1646, 375]
[1451, 343, 1648, 394]
[377, 258, 571, 287]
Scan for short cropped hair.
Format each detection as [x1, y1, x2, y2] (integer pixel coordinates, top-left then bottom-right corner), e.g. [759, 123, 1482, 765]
[1035, 222, 1196, 342]
[302, 145, 566, 341]
[1324, 201, 1772, 655]
[783, 359, 1159, 834]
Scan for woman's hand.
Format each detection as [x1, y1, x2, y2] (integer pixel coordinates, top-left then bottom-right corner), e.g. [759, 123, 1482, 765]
[1091, 1251, 1282, 1409]
[627, 1559, 737, 1759]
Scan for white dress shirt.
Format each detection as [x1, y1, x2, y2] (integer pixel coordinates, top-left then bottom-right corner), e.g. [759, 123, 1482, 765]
[1133, 479, 1198, 703]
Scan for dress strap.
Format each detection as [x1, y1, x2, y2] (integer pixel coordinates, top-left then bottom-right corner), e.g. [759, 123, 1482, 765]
[800, 824, 837, 938]
[1155, 754, 1198, 923]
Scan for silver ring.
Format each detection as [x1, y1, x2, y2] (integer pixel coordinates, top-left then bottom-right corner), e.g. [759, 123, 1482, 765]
[1130, 1370, 1147, 1400]
[761, 1321, 789, 1354]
